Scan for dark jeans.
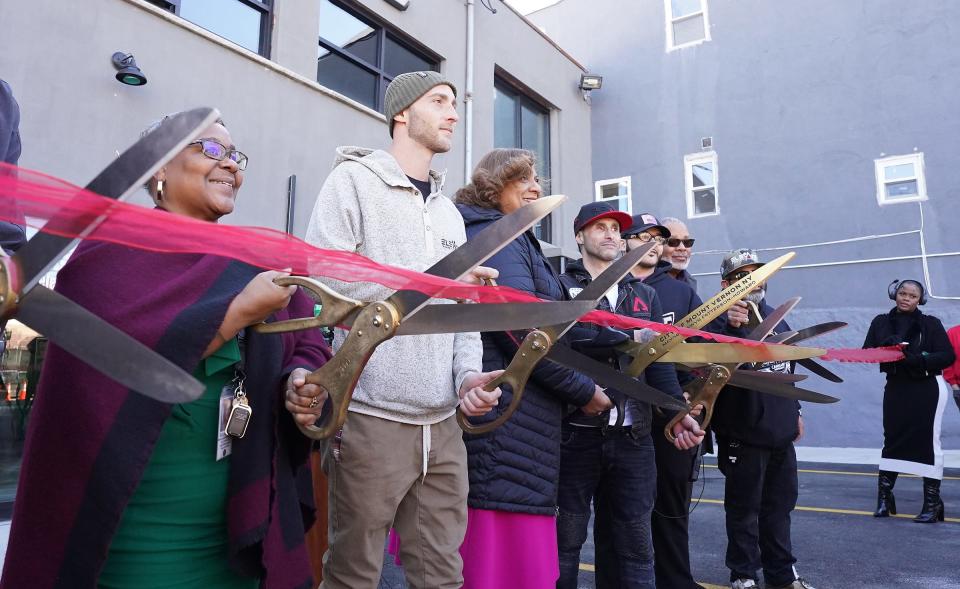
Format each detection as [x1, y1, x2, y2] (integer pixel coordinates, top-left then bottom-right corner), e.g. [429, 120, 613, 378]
[717, 436, 799, 587]
[556, 425, 657, 589]
[596, 416, 703, 589]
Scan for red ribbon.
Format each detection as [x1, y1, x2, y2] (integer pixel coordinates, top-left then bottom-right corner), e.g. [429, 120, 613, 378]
[0, 163, 901, 363]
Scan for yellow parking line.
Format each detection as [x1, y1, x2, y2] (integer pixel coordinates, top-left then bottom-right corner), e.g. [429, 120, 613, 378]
[576, 563, 725, 588]
[703, 464, 960, 481]
[697, 498, 960, 523]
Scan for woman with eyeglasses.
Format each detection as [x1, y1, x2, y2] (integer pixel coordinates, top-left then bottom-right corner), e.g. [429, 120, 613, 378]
[863, 279, 955, 523]
[454, 148, 610, 588]
[1, 115, 331, 589]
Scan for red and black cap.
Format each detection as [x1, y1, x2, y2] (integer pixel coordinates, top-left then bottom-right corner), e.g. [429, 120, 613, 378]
[573, 202, 633, 235]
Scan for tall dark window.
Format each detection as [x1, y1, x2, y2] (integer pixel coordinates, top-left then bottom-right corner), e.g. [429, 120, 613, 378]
[494, 77, 552, 242]
[146, 0, 273, 57]
[317, 0, 440, 111]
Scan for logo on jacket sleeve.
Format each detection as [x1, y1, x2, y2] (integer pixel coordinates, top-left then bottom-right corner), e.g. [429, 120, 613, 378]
[568, 287, 583, 299]
[662, 311, 675, 325]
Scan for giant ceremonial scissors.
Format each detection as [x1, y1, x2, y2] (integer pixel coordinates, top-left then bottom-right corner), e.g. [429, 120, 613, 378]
[457, 240, 691, 435]
[0, 108, 220, 403]
[459, 251, 829, 436]
[660, 279, 841, 441]
[256, 195, 603, 439]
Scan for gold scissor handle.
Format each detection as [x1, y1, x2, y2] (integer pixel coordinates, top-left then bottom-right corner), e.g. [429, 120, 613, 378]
[457, 329, 552, 435]
[296, 300, 401, 439]
[664, 364, 731, 443]
[254, 276, 364, 334]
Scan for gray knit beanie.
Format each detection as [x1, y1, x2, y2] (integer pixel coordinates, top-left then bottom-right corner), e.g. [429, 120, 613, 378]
[385, 71, 457, 137]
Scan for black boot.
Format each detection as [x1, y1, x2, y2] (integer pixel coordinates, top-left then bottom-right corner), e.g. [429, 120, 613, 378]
[874, 471, 897, 517]
[914, 478, 944, 523]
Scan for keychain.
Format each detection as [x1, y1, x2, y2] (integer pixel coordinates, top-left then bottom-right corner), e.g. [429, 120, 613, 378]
[224, 375, 252, 438]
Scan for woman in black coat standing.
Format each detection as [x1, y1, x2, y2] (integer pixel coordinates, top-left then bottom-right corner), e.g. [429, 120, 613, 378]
[454, 148, 612, 588]
[863, 279, 955, 522]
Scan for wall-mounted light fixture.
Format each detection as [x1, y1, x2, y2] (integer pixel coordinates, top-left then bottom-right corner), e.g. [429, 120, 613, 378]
[578, 73, 602, 103]
[579, 74, 603, 91]
[383, 0, 410, 10]
[112, 52, 147, 86]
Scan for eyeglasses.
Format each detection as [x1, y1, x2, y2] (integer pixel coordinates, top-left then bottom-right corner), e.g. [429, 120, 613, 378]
[628, 233, 666, 245]
[188, 139, 248, 171]
[666, 237, 695, 248]
[727, 270, 752, 282]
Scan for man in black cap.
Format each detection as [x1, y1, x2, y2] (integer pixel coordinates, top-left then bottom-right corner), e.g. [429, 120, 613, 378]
[712, 249, 814, 589]
[556, 202, 704, 589]
[593, 213, 709, 589]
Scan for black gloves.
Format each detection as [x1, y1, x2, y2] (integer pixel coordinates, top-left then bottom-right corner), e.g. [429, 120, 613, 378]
[902, 351, 926, 370]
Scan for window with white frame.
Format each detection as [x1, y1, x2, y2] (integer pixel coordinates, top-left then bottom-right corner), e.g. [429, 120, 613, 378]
[594, 177, 632, 215]
[684, 152, 718, 217]
[665, 0, 710, 50]
[874, 153, 927, 205]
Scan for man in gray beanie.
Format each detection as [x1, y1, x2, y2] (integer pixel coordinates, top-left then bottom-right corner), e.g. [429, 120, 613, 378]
[303, 72, 502, 588]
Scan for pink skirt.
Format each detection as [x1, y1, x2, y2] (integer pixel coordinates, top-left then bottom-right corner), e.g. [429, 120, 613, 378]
[460, 508, 559, 588]
[388, 508, 558, 588]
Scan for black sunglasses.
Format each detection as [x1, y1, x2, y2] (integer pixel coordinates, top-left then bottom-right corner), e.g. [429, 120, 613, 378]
[666, 237, 695, 248]
[188, 139, 248, 171]
[727, 270, 752, 282]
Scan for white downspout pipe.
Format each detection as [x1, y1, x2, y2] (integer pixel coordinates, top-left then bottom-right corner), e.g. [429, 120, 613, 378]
[464, 0, 475, 181]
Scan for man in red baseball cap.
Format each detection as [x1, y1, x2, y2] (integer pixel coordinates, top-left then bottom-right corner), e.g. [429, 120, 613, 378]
[556, 202, 704, 588]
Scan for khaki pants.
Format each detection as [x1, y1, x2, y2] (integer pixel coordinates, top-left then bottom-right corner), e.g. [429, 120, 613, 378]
[320, 412, 468, 589]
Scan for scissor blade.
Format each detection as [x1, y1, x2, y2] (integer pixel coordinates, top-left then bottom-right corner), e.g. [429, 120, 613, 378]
[768, 321, 848, 345]
[736, 370, 807, 383]
[726, 369, 838, 403]
[11, 108, 219, 293]
[547, 344, 687, 411]
[624, 252, 796, 377]
[392, 300, 596, 335]
[15, 286, 204, 403]
[543, 241, 655, 340]
[677, 364, 808, 383]
[658, 342, 825, 364]
[383, 195, 565, 324]
[747, 296, 801, 341]
[796, 358, 844, 383]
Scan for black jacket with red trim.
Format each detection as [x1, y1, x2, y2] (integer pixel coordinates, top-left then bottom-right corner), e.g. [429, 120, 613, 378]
[559, 258, 684, 434]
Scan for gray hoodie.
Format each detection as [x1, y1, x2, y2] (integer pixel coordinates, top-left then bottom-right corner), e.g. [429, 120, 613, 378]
[305, 147, 482, 424]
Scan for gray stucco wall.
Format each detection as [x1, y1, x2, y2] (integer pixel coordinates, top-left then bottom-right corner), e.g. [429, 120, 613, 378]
[531, 0, 960, 449]
[0, 0, 592, 254]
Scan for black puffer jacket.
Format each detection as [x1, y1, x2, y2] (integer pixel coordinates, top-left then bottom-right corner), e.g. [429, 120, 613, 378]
[458, 204, 596, 515]
[559, 259, 684, 435]
[711, 299, 799, 448]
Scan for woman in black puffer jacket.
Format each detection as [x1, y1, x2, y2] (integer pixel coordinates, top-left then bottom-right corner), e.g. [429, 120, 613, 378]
[455, 149, 610, 588]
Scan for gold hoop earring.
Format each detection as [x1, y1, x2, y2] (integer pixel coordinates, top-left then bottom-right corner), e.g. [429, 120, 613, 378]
[156, 179, 164, 200]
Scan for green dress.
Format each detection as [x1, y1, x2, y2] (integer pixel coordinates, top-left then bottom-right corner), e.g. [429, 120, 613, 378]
[98, 339, 259, 589]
